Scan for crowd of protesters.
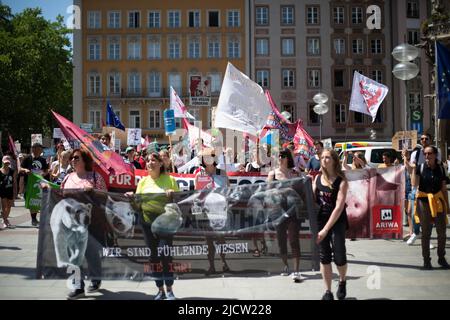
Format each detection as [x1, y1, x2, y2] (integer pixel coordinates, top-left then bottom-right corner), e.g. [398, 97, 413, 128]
[0, 130, 449, 301]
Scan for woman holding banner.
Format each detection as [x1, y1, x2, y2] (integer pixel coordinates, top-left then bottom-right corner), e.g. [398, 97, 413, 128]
[194, 148, 231, 275]
[267, 148, 301, 282]
[58, 148, 107, 299]
[134, 152, 179, 300]
[312, 149, 348, 300]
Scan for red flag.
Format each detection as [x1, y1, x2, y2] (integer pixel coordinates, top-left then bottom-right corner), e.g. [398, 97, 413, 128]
[8, 134, 18, 156]
[293, 122, 315, 161]
[51, 111, 131, 176]
[263, 90, 299, 141]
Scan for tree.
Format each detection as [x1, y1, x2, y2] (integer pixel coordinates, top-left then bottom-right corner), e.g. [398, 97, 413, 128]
[0, 3, 72, 151]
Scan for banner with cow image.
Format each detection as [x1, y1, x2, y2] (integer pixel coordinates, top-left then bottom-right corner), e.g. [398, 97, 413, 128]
[36, 176, 320, 280]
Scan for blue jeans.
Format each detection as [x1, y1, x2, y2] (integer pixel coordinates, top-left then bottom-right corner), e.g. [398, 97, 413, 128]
[409, 189, 421, 235]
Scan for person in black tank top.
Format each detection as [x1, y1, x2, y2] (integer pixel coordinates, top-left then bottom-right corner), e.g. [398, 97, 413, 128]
[312, 149, 349, 300]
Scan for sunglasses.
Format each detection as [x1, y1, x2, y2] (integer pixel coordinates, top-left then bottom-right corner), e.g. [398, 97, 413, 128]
[279, 154, 287, 158]
[420, 137, 429, 141]
[71, 155, 81, 161]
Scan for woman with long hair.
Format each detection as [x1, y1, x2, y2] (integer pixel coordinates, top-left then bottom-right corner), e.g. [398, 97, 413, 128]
[312, 148, 349, 300]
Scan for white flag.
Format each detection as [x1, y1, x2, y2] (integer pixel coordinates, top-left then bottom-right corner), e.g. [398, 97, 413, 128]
[349, 71, 389, 122]
[170, 86, 195, 119]
[215, 62, 272, 136]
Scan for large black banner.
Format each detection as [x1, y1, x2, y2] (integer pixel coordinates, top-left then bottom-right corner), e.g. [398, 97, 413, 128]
[36, 177, 319, 280]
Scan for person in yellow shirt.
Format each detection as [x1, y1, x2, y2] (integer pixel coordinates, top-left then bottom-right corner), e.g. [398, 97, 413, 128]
[134, 152, 179, 300]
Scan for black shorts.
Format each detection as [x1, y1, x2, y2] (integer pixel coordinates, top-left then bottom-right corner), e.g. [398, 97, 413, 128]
[0, 189, 14, 200]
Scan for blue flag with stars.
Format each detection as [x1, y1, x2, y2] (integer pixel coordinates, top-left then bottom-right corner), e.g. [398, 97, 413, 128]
[437, 42, 450, 119]
[106, 102, 125, 130]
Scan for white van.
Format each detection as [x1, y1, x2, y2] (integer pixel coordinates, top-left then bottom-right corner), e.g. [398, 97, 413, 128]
[336, 143, 400, 168]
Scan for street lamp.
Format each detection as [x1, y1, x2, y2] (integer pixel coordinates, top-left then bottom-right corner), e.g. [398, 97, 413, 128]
[392, 43, 420, 131]
[313, 93, 329, 141]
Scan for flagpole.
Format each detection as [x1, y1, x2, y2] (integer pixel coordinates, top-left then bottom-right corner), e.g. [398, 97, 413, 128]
[168, 134, 175, 173]
[434, 38, 439, 150]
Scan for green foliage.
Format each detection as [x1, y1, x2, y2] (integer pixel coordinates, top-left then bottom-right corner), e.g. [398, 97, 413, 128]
[0, 4, 72, 150]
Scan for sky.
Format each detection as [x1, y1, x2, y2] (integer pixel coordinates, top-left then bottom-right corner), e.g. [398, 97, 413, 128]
[3, 0, 73, 49]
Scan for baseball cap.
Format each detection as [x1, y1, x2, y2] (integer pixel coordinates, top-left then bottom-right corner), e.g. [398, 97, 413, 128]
[2, 156, 11, 164]
[125, 146, 134, 153]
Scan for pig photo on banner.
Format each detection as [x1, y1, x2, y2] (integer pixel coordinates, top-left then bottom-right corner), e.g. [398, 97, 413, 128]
[36, 177, 320, 280]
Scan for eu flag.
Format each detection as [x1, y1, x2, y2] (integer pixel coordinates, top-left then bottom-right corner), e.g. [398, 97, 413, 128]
[106, 102, 125, 130]
[437, 42, 450, 119]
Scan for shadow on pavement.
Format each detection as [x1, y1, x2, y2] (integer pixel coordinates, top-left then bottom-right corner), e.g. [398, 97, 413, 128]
[0, 246, 22, 250]
[0, 266, 36, 279]
[348, 260, 420, 270]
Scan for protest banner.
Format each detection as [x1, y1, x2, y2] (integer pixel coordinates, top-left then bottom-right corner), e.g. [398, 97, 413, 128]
[36, 177, 319, 279]
[392, 130, 417, 151]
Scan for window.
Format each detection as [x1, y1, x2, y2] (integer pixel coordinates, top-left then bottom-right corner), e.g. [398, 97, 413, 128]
[108, 11, 120, 28]
[147, 38, 161, 59]
[149, 110, 161, 129]
[128, 72, 141, 95]
[333, 7, 344, 24]
[307, 38, 320, 55]
[255, 6, 268, 26]
[189, 37, 201, 58]
[209, 73, 221, 94]
[335, 104, 346, 124]
[374, 108, 383, 123]
[407, 30, 420, 45]
[371, 39, 382, 54]
[88, 40, 101, 60]
[88, 11, 100, 29]
[334, 70, 344, 87]
[108, 38, 120, 60]
[334, 38, 345, 55]
[208, 38, 220, 58]
[89, 108, 101, 130]
[282, 104, 295, 122]
[228, 38, 240, 58]
[308, 69, 321, 88]
[168, 10, 181, 28]
[309, 104, 319, 124]
[353, 111, 364, 124]
[129, 110, 140, 128]
[371, 70, 383, 83]
[408, 92, 421, 110]
[148, 72, 161, 97]
[208, 11, 219, 27]
[256, 70, 269, 87]
[351, 7, 363, 24]
[282, 69, 295, 88]
[282, 38, 295, 56]
[306, 6, 319, 25]
[256, 38, 269, 56]
[407, 1, 419, 18]
[128, 38, 141, 60]
[188, 11, 200, 27]
[88, 73, 101, 96]
[281, 6, 294, 25]
[148, 11, 160, 28]
[168, 73, 182, 96]
[168, 38, 181, 59]
[227, 10, 239, 27]
[128, 11, 140, 28]
[352, 39, 364, 54]
[108, 73, 120, 95]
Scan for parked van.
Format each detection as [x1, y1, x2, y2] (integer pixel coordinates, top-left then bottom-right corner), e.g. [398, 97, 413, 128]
[334, 142, 400, 168]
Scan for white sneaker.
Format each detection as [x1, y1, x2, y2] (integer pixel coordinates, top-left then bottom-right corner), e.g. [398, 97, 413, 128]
[291, 272, 302, 282]
[407, 233, 417, 245]
[430, 243, 435, 250]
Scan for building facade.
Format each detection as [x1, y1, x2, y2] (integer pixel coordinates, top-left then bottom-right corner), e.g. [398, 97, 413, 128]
[73, 0, 249, 144]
